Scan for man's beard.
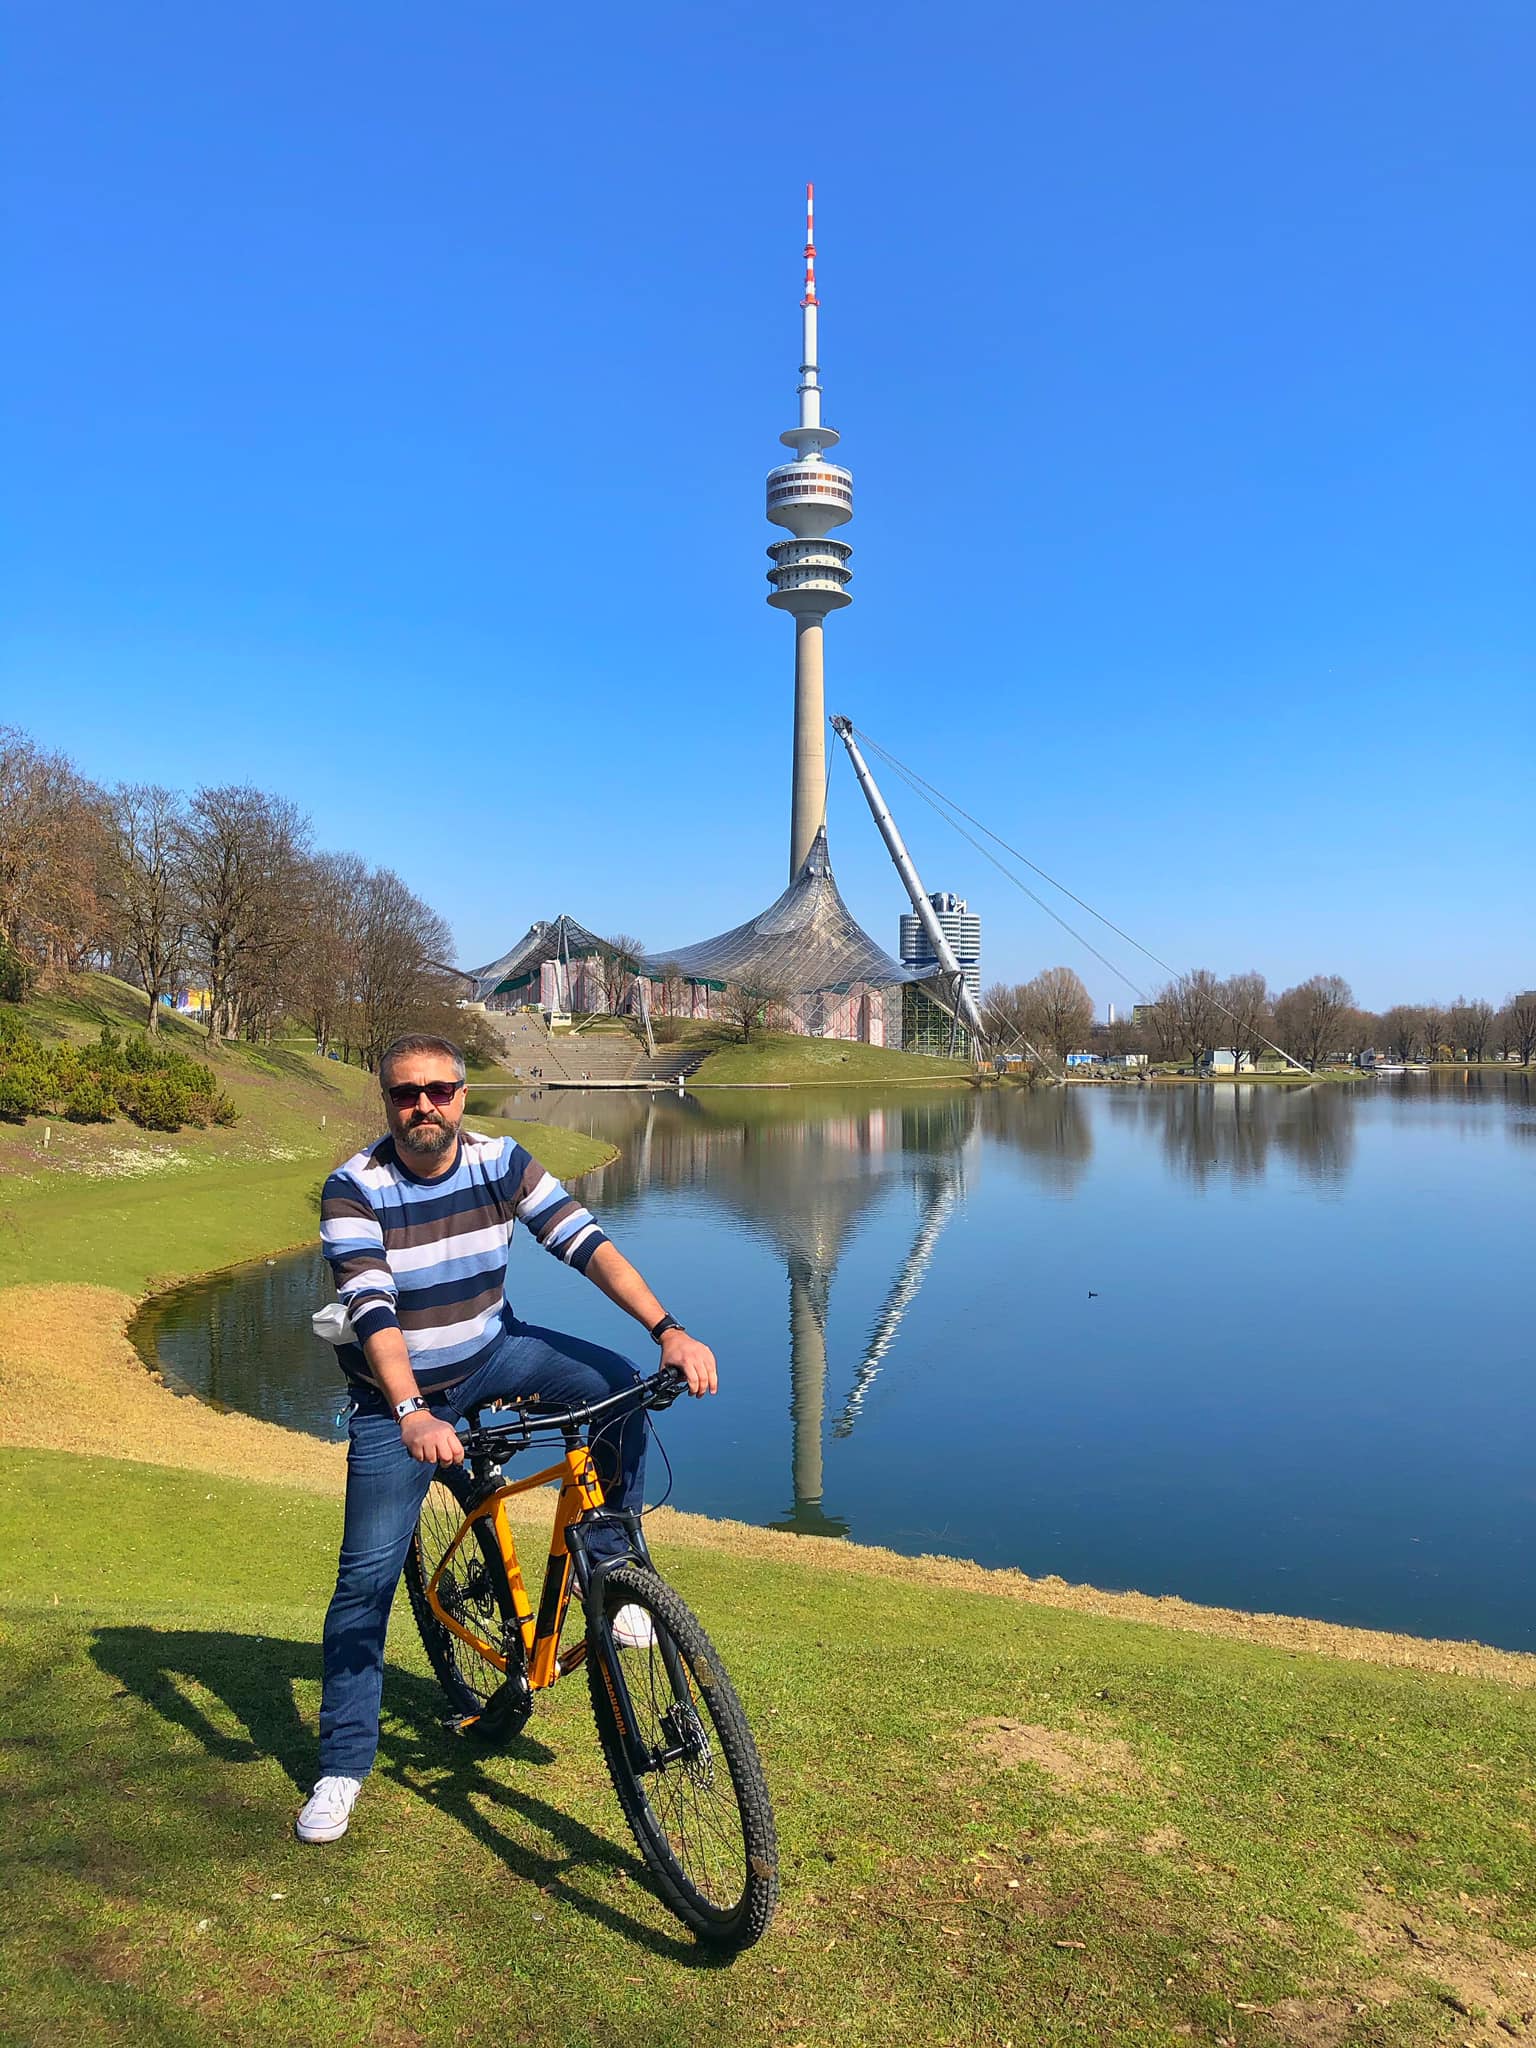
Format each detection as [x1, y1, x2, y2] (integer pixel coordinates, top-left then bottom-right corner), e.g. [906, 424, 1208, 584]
[399, 1113, 455, 1158]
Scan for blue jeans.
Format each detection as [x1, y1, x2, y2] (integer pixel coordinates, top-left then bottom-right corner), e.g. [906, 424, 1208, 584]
[318, 1318, 646, 1779]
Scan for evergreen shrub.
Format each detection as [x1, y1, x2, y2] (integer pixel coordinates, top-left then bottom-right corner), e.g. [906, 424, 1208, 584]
[0, 1072, 41, 1120]
[65, 1079, 114, 1123]
[0, 1018, 237, 1133]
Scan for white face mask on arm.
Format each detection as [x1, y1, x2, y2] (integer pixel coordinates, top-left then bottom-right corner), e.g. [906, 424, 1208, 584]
[311, 1301, 355, 1346]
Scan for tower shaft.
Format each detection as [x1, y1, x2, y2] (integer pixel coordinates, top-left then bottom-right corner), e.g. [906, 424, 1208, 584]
[790, 616, 827, 876]
[766, 182, 853, 879]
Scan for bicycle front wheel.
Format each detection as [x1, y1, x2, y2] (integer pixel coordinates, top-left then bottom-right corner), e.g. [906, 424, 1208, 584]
[586, 1564, 778, 1949]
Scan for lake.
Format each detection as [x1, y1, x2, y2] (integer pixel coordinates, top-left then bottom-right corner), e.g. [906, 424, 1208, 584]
[130, 1074, 1536, 1651]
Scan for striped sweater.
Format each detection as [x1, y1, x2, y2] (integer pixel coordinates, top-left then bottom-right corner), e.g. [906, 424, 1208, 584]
[319, 1129, 611, 1392]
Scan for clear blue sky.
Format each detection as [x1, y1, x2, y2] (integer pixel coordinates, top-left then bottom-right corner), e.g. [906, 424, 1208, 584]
[3, 2, 1531, 1011]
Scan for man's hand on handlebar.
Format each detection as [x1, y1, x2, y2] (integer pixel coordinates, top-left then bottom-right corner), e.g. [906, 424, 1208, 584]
[402, 1408, 465, 1464]
[659, 1328, 718, 1398]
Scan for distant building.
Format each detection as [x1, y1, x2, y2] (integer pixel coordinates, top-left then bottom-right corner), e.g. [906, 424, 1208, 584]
[1203, 1047, 1255, 1074]
[162, 987, 211, 1016]
[898, 892, 981, 998]
[1065, 1051, 1102, 1068]
[1107, 1051, 1148, 1068]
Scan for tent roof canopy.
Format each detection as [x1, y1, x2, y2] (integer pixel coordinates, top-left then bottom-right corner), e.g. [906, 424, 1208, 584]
[645, 830, 923, 993]
[464, 831, 938, 1003]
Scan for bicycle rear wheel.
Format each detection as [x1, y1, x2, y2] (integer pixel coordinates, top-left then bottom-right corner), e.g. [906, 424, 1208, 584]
[403, 1473, 527, 1731]
[586, 1564, 778, 1949]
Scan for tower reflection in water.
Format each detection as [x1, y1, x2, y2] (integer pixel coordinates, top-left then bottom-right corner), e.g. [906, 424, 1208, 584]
[518, 1087, 976, 1540]
[776, 1162, 963, 1536]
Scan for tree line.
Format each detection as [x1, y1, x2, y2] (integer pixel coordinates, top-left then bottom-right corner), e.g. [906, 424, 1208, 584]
[982, 965, 1536, 1068]
[0, 725, 489, 1069]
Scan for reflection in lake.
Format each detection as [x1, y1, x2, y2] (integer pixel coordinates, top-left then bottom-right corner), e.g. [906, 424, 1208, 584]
[132, 1074, 1535, 1650]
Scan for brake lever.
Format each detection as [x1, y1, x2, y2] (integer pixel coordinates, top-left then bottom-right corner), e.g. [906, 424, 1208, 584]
[649, 1364, 686, 1411]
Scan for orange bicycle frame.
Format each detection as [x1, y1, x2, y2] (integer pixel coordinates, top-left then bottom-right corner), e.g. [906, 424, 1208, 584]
[423, 1440, 606, 1690]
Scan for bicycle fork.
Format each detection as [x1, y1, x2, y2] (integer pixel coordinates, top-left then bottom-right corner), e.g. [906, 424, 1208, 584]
[568, 1517, 706, 1778]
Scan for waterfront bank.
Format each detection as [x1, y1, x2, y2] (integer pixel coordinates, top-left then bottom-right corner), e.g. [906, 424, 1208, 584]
[6, 1302, 1536, 2047]
[7, 1073, 1536, 2041]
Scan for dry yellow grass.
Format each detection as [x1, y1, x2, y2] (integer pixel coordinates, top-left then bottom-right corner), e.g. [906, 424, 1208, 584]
[6, 1279, 1533, 1691]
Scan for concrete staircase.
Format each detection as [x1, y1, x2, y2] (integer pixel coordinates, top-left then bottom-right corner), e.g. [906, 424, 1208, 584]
[484, 1009, 558, 1075]
[482, 1009, 644, 1084]
[548, 1027, 646, 1084]
[631, 1043, 712, 1085]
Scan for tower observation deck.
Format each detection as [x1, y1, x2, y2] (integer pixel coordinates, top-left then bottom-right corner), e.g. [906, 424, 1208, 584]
[768, 183, 854, 879]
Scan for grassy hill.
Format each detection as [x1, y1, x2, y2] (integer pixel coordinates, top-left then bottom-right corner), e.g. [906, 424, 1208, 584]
[0, 975, 612, 1293]
[2, 1449, 1533, 2046]
[686, 1029, 972, 1086]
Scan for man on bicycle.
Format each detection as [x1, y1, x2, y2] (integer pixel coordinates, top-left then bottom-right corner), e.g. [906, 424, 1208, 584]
[297, 1031, 716, 1844]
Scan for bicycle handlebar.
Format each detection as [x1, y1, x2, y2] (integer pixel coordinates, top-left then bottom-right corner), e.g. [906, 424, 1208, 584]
[458, 1363, 686, 1457]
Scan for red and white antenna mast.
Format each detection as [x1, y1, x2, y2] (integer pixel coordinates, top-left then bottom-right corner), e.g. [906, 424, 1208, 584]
[766, 183, 855, 879]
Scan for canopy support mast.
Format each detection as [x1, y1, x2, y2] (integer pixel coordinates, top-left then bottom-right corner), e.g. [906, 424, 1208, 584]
[830, 716, 988, 1062]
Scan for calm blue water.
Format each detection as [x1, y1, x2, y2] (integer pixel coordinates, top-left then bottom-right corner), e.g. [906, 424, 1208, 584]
[131, 1075, 1536, 1651]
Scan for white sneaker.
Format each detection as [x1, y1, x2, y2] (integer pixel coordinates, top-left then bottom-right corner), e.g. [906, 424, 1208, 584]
[611, 1604, 656, 1650]
[295, 1775, 362, 1843]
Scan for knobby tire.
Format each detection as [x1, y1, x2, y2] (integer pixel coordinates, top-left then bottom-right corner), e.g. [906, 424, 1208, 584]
[586, 1564, 778, 1949]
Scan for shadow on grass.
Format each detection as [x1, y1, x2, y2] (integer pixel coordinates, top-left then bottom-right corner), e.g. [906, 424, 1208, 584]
[91, 1626, 715, 1965]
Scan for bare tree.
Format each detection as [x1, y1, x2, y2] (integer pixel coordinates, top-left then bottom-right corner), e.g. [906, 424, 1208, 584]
[721, 978, 789, 1044]
[1022, 966, 1094, 1062]
[596, 933, 646, 1017]
[1342, 1008, 1380, 1063]
[981, 981, 1029, 1045]
[294, 852, 368, 1059]
[352, 866, 457, 1070]
[1447, 997, 1494, 1064]
[1273, 974, 1354, 1070]
[1379, 1004, 1426, 1062]
[1172, 969, 1224, 1071]
[181, 786, 310, 1044]
[1418, 1003, 1448, 1064]
[1142, 988, 1185, 1063]
[1217, 970, 1271, 1066]
[105, 784, 188, 1031]
[0, 726, 112, 977]
[1501, 990, 1536, 1066]
[1104, 1013, 1138, 1056]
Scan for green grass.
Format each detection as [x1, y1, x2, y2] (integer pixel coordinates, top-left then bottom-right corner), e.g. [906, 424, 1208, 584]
[4, 1452, 1533, 2047]
[0, 976, 614, 1293]
[689, 1030, 971, 1086]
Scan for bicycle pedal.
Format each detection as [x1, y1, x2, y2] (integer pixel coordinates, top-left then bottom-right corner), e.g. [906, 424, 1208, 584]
[448, 1680, 532, 1744]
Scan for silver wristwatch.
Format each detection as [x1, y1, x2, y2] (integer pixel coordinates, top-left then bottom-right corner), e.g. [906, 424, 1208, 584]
[395, 1395, 428, 1420]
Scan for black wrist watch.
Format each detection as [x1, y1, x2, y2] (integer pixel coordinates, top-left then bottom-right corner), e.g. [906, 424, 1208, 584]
[649, 1313, 685, 1345]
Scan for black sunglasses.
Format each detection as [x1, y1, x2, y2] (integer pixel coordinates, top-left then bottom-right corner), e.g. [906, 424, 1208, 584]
[386, 1079, 464, 1109]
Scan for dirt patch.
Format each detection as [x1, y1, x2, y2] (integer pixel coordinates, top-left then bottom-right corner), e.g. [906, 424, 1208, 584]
[1341, 1889, 1536, 2043]
[1047, 1824, 1116, 1848]
[1139, 1826, 1185, 1857]
[960, 1717, 1142, 1794]
[1261, 1994, 1364, 2046]
[83, 1931, 142, 1987]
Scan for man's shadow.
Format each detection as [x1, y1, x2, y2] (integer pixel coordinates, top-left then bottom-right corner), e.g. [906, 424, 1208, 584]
[92, 1626, 713, 1964]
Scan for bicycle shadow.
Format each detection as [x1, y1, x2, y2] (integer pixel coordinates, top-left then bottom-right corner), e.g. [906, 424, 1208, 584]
[90, 1626, 715, 1966]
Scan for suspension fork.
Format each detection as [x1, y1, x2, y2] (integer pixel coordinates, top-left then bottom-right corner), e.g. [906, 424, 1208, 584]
[570, 1515, 700, 1775]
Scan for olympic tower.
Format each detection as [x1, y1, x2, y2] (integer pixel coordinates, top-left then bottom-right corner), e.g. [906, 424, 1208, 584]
[767, 184, 854, 879]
